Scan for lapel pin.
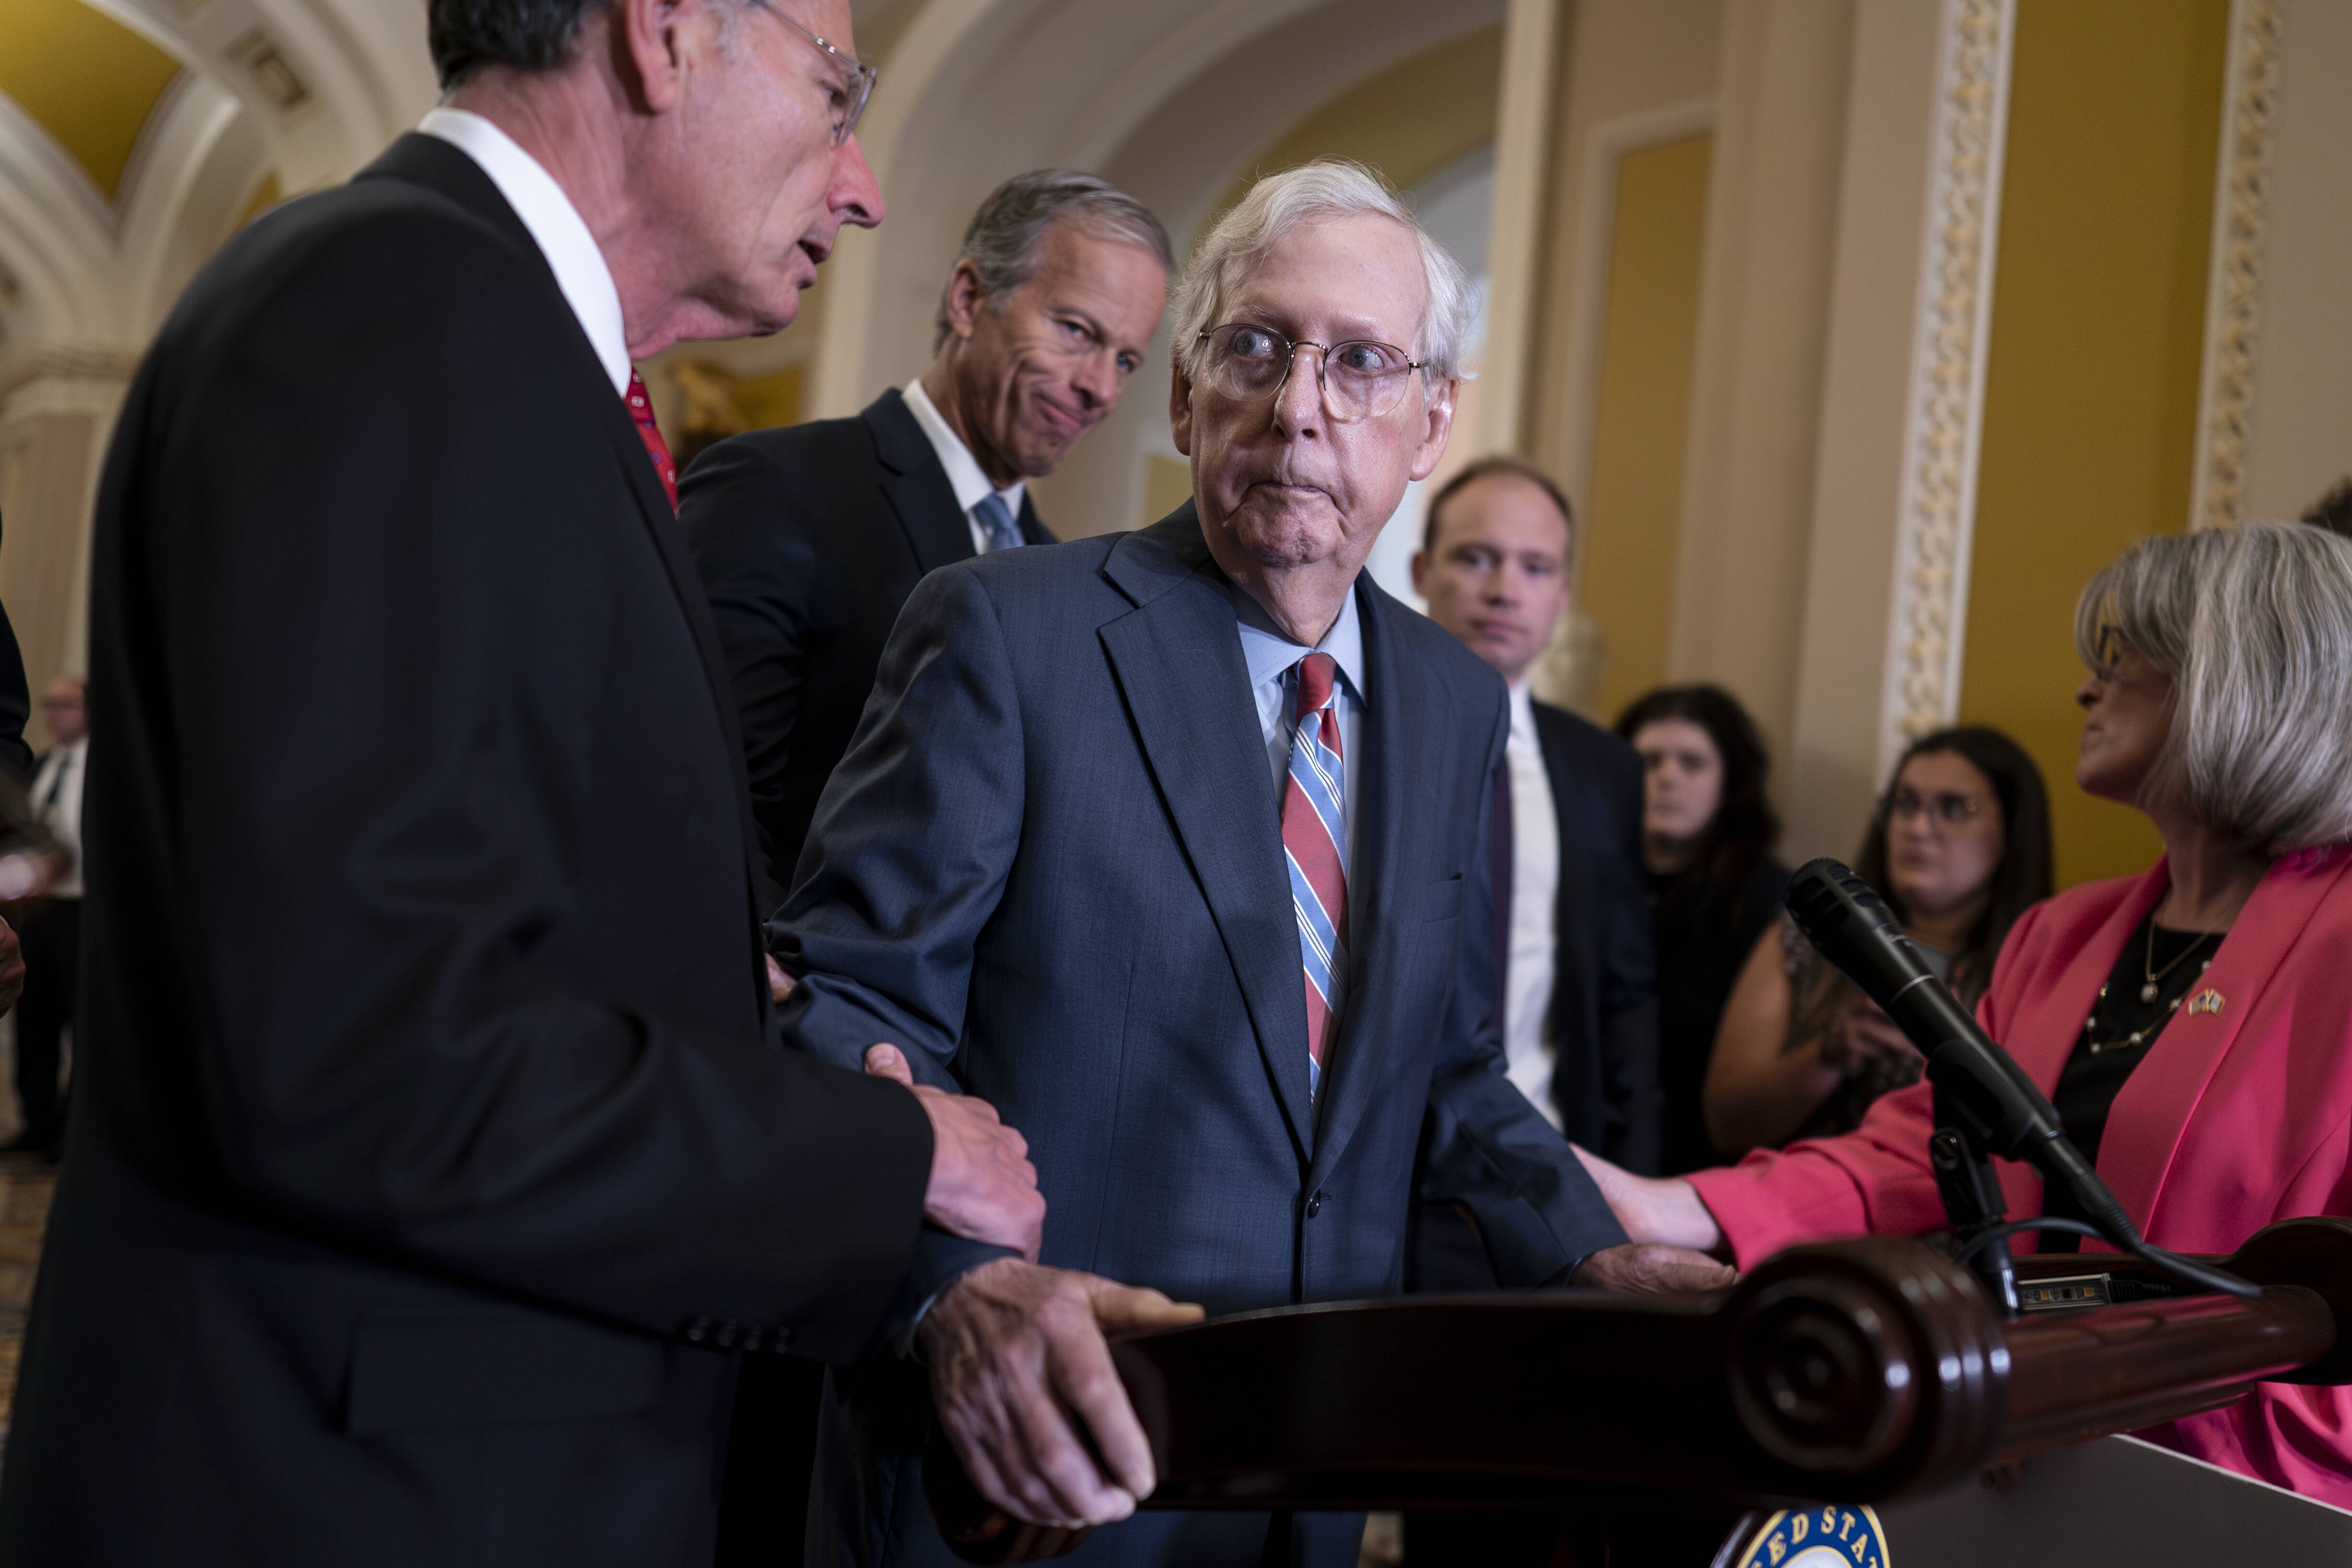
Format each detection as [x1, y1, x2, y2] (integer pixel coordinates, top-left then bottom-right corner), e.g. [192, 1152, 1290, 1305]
[2186, 989, 2226, 1016]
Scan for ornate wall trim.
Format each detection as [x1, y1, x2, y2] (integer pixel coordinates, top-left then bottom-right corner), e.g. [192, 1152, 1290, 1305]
[1878, 0, 2015, 775]
[2189, 0, 2283, 531]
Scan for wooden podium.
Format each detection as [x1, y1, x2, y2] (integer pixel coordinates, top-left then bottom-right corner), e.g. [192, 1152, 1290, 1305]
[928, 1217, 2352, 1564]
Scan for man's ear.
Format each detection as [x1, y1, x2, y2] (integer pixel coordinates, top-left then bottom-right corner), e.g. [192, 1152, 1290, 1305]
[1407, 376, 1459, 482]
[1409, 550, 1430, 598]
[941, 261, 987, 345]
[609, 0, 690, 114]
[1168, 362, 1194, 457]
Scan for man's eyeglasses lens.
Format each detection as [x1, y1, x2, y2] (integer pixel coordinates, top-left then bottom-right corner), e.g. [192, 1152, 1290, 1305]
[1197, 324, 1421, 422]
[1891, 791, 1980, 827]
[757, 2, 877, 145]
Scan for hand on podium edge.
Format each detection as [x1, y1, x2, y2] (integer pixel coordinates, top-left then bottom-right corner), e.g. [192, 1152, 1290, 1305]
[867, 1044, 1046, 1262]
[1571, 1242, 1736, 1294]
[1572, 1144, 1727, 1255]
[920, 1256, 1206, 1530]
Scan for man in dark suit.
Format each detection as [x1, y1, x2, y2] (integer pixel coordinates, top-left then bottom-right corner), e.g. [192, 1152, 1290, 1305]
[775, 162, 1730, 1568]
[1412, 458, 1661, 1175]
[683, 170, 1172, 911]
[1402, 458, 1664, 1568]
[0, 4, 1173, 1564]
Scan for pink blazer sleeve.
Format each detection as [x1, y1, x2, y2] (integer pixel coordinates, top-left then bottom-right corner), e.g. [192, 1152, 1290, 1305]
[1686, 899, 2056, 1270]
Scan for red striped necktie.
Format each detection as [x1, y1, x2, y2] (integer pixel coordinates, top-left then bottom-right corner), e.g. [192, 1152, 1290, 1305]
[626, 369, 677, 509]
[1282, 652, 1349, 1093]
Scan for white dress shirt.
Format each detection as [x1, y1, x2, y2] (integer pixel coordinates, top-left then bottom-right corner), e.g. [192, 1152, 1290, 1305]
[30, 738, 85, 900]
[418, 108, 630, 397]
[901, 379, 1028, 555]
[1501, 680, 1562, 1127]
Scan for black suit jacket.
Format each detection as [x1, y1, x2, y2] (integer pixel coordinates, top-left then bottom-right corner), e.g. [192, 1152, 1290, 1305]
[0, 134, 932, 1568]
[1532, 701, 1662, 1172]
[681, 391, 1053, 912]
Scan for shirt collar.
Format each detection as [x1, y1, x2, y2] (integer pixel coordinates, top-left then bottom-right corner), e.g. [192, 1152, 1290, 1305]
[902, 379, 1026, 520]
[418, 108, 631, 397]
[1508, 677, 1537, 737]
[1231, 579, 1368, 706]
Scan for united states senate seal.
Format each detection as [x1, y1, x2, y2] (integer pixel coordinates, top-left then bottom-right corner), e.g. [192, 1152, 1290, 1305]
[1722, 1505, 1889, 1568]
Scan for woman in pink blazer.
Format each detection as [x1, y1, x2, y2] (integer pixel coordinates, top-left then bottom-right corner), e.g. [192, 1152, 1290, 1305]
[1583, 520, 2352, 1502]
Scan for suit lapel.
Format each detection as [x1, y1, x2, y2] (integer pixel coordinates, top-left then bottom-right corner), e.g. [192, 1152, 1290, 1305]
[362, 134, 772, 1010]
[1099, 508, 1315, 1160]
[864, 391, 978, 577]
[2101, 848, 2352, 1230]
[1308, 579, 1423, 1184]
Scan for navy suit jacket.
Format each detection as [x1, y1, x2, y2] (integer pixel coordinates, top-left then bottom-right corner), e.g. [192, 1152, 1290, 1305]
[776, 506, 1627, 1567]
[682, 390, 1052, 914]
[1534, 701, 1662, 1172]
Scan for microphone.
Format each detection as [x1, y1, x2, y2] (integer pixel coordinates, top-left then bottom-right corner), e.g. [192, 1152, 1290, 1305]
[1782, 858, 2143, 1250]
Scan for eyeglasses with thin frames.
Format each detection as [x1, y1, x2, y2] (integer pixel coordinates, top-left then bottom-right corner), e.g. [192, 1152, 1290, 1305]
[1193, 322, 1427, 423]
[749, 1, 877, 147]
[1889, 789, 1983, 829]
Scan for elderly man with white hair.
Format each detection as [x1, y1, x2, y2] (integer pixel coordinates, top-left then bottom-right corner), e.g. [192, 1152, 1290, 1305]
[777, 159, 1730, 1568]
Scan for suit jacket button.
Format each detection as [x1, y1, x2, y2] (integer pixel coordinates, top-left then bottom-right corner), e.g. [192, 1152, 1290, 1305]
[685, 1317, 714, 1344]
[713, 1323, 740, 1351]
[1306, 1192, 1324, 1219]
[771, 1326, 795, 1351]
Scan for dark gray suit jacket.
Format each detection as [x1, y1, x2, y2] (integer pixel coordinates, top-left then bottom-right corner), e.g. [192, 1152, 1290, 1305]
[682, 390, 1052, 914]
[776, 506, 1628, 1568]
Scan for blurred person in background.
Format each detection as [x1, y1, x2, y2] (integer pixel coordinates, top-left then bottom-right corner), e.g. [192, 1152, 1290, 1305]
[1615, 686, 1787, 1174]
[1411, 456, 1658, 1172]
[1583, 521, 2352, 1504]
[1703, 727, 2051, 1155]
[9, 677, 86, 1158]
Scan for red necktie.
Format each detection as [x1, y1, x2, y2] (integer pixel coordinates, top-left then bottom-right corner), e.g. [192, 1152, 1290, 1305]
[1282, 652, 1348, 1088]
[626, 369, 677, 509]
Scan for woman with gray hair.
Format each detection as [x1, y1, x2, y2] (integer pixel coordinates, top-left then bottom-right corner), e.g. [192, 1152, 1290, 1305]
[1581, 521, 2352, 1503]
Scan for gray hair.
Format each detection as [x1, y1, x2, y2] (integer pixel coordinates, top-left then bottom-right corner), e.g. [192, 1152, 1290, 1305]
[933, 170, 1173, 353]
[1170, 159, 1476, 385]
[2074, 520, 2352, 852]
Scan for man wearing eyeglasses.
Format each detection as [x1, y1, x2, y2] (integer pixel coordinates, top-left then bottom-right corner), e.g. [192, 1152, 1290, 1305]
[776, 161, 1734, 1568]
[0, 4, 1134, 1565]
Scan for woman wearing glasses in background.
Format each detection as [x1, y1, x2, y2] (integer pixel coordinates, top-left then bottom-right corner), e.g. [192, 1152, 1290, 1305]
[1579, 520, 2352, 1503]
[1701, 728, 2052, 1155]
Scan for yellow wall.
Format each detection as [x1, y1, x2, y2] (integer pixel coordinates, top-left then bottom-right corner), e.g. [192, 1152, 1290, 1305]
[1577, 133, 1714, 725]
[1205, 28, 1503, 230]
[1959, 0, 2228, 889]
[0, 0, 182, 199]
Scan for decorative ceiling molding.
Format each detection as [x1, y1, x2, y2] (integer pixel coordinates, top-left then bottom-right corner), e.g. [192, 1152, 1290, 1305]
[2188, 0, 2282, 532]
[1878, 0, 2014, 776]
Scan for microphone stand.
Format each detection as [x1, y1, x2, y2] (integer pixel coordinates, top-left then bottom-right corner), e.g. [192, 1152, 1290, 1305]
[1927, 1102, 2019, 1316]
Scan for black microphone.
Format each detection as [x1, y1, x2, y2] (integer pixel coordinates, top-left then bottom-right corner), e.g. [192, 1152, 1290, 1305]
[1783, 858, 2143, 1248]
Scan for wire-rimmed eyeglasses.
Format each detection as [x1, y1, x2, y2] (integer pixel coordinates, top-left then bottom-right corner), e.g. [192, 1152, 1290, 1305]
[1194, 322, 1427, 423]
[751, 1, 877, 147]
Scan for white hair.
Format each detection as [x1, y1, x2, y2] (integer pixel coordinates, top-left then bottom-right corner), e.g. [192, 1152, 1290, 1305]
[2075, 520, 2352, 852]
[1169, 159, 1475, 384]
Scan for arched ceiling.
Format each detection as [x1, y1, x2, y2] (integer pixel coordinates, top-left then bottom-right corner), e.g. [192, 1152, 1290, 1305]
[0, 0, 183, 201]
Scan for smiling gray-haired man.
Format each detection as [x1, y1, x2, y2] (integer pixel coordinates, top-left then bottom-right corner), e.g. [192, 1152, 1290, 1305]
[775, 159, 1731, 1568]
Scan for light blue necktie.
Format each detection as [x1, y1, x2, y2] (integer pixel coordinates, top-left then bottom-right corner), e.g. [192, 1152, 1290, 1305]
[972, 492, 1025, 554]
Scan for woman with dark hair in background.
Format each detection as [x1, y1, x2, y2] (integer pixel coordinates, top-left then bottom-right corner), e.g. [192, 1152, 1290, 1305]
[1615, 686, 1787, 1175]
[1703, 727, 2054, 1156]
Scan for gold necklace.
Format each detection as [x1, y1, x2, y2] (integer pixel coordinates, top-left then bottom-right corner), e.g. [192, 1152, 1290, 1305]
[2140, 923, 2216, 1003]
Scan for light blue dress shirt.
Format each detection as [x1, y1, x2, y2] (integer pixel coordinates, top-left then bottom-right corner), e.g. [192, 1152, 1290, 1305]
[1230, 580, 1366, 870]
